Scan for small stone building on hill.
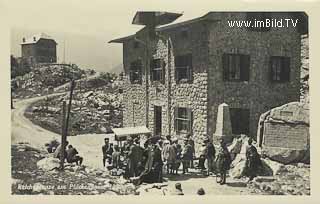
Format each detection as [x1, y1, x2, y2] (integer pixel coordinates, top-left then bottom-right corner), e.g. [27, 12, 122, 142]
[21, 33, 57, 65]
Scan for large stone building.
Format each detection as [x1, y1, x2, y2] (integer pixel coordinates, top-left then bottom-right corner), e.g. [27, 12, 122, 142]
[110, 12, 306, 148]
[21, 33, 57, 65]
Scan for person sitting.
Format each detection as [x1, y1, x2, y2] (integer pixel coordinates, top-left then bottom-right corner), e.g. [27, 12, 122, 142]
[54, 141, 69, 159]
[66, 145, 83, 166]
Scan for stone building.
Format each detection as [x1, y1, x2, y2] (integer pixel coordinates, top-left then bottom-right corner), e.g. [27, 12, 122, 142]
[21, 33, 57, 65]
[109, 12, 307, 149]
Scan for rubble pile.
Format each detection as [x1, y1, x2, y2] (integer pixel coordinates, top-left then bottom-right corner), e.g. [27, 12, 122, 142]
[247, 163, 310, 195]
[24, 89, 123, 135]
[12, 64, 87, 99]
[12, 144, 137, 195]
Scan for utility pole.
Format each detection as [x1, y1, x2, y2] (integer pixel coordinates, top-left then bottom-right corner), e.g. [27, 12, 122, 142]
[60, 101, 66, 170]
[65, 80, 76, 136]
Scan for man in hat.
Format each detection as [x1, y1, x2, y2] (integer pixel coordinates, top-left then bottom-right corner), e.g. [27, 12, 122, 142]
[127, 137, 141, 177]
[198, 141, 207, 170]
[182, 138, 193, 174]
[102, 138, 111, 167]
[244, 138, 262, 182]
[204, 137, 215, 176]
[215, 138, 231, 185]
[186, 134, 195, 168]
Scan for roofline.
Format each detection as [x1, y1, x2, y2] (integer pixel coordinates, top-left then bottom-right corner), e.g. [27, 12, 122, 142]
[20, 39, 58, 45]
[108, 13, 210, 44]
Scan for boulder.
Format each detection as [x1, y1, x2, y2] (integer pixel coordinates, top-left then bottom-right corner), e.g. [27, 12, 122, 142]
[37, 157, 60, 171]
[262, 147, 310, 164]
[230, 158, 273, 179]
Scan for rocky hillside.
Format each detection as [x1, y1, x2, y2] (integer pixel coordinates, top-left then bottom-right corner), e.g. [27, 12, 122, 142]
[11, 64, 99, 99]
[12, 143, 136, 195]
[24, 88, 123, 135]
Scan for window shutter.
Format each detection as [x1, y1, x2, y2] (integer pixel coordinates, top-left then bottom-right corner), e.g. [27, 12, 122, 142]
[240, 55, 250, 81]
[161, 59, 166, 84]
[222, 54, 229, 81]
[188, 109, 193, 134]
[174, 107, 178, 133]
[282, 57, 290, 82]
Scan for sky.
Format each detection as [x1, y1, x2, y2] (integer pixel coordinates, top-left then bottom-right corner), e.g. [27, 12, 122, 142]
[7, 0, 312, 72]
[7, 0, 215, 73]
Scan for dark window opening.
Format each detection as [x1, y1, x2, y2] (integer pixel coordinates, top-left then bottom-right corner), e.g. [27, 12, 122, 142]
[229, 108, 250, 135]
[118, 88, 123, 94]
[222, 53, 250, 81]
[174, 107, 193, 134]
[175, 54, 193, 83]
[246, 12, 271, 32]
[129, 60, 142, 84]
[150, 58, 165, 83]
[270, 56, 290, 82]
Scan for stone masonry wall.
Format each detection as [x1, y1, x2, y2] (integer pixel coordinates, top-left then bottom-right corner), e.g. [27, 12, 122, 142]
[122, 22, 209, 153]
[206, 12, 301, 140]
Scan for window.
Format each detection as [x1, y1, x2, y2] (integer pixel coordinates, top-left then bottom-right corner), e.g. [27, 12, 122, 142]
[229, 108, 250, 135]
[174, 107, 193, 134]
[246, 12, 271, 32]
[175, 54, 193, 83]
[129, 60, 142, 84]
[150, 58, 165, 83]
[270, 56, 290, 82]
[222, 54, 250, 81]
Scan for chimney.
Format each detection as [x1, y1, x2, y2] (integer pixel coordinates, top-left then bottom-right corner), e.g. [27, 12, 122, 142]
[33, 37, 36, 41]
[22, 38, 25, 43]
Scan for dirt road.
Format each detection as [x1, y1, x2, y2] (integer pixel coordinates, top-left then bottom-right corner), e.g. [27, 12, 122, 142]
[11, 96, 251, 195]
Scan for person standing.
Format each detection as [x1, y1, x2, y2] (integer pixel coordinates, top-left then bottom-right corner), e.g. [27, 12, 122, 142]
[102, 138, 111, 167]
[244, 138, 262, 182]
[186, 134, 195, 168]
[182, 138, 193, 174]
[205, 138, 216, 176]
[197, 141, 207, 170]
[112, 145, 121, 170]
[215, 139, 231, 185]
[127, 137, 140, 177]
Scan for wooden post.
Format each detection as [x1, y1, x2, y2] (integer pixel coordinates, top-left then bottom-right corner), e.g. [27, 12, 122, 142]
[60, 101, 67, 170]
[65, 80, 76, 136]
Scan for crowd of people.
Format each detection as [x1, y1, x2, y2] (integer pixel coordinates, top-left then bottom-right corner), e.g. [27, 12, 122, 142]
[45, 134, 262, 187]
[99, 134, 258, 185]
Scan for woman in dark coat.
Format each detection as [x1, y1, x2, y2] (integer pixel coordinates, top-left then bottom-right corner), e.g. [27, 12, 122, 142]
[244, 138, 262, 181]
[215, 139, 231, 185]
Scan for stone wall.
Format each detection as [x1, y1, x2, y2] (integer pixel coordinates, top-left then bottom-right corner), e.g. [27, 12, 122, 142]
[206, 12, 301, 139]
[122, 22, 209, 151]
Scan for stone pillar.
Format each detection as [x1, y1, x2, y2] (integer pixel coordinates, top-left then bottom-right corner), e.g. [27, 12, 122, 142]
[213, 103, 233, 144]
